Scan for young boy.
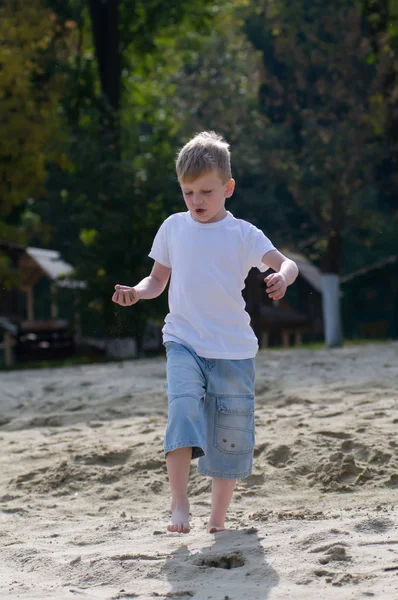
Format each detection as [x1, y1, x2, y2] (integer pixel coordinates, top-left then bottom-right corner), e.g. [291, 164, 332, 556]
[112, 131, 298, 534]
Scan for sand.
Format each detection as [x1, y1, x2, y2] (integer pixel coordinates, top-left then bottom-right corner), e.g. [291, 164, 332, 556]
[1, 342, 398, 600]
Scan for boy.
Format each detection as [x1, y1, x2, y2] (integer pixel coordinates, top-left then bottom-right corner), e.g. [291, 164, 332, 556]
[112, 131, 298, 534]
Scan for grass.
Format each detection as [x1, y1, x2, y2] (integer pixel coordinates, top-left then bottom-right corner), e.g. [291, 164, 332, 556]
[0, 338, 394, 371]
[0, 354, 115, 372]
[266, 338, 393, 351]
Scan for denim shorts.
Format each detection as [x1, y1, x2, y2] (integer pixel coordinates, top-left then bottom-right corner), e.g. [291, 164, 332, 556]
[164, 341, 256, 479]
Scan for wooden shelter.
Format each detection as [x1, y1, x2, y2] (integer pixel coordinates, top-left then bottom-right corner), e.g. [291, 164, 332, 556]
[341, 255, 398, 339]
[244, 251, 324, 347]
[0, 243, 83, 366]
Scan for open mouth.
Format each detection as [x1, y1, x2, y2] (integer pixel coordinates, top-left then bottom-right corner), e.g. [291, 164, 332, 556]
[195, 208, 206, 214]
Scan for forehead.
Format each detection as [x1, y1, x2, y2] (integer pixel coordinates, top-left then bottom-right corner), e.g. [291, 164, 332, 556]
[179, 171, 225, 189]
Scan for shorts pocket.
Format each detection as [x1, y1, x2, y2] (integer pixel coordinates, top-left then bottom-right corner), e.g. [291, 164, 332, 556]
[214, 395, 255, 455]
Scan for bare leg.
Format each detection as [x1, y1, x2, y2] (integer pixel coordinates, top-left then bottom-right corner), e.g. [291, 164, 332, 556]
[207, 478, 236, 533]
[166, 447, 192, 533]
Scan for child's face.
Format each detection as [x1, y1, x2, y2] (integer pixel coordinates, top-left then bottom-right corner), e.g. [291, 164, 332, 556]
[179, 171, 235, 224]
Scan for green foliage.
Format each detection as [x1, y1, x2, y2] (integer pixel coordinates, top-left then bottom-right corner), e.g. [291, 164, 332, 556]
[3, 0, 398, 342]
[0, 0, 68, 288]
[238, 0, 391, 272]
[0, 0, 63, 224]
[32, 0, 228, 341]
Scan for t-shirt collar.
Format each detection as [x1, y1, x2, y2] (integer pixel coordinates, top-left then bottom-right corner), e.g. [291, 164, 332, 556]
[187, 210, 233, 228]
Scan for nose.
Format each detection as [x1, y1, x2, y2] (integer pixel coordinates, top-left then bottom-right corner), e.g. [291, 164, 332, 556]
[192, 195, 203, 206]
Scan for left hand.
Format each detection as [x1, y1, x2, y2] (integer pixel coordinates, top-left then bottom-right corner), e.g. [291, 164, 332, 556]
[265, 272, 287, 300]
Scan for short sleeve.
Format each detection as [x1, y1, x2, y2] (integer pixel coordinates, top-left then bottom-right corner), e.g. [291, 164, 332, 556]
[246, 224, 276, 272]
[148, 220, 171, 268]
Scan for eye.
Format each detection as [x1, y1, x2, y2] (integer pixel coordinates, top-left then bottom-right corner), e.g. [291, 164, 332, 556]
[184, 191, 193, 196]
[203, 190, 212, 195]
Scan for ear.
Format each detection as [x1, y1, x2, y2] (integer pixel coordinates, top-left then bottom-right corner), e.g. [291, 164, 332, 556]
[225, 178, 235, 198]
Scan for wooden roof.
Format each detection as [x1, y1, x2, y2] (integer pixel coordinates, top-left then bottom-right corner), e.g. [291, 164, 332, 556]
[341, 256, 398, 284]
[0, 243, 84, 289]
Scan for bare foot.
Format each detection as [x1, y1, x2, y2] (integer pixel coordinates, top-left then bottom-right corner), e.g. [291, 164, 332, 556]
[167, 499, 190, 534]
[207, 524, 227, 534]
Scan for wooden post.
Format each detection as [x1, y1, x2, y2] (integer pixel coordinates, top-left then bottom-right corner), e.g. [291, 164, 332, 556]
[74, 292, 81, 344]
[50, 282, 58, 318]
[261, 330, 269, 348]
[282, 330, 290, 348]
[26, 287, 34, 321]
[4, 332, 13, 367]
[295, 331, 303, 346]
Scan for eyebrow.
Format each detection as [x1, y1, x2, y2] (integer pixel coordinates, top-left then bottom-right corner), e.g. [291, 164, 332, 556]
[182, 187, 213, 192]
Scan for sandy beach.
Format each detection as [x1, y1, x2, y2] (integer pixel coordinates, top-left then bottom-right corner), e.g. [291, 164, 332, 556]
[1, 342, 398, 599]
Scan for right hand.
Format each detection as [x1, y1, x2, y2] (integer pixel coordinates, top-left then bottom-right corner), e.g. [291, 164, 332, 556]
[112, 285, 140, 306]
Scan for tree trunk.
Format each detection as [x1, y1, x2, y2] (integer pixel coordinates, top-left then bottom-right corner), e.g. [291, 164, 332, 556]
[88, 0, 121, 154]
[88, 0, 121, 113]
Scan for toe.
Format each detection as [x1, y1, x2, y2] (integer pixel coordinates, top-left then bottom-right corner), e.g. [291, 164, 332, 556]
[208, 525, 226, 534]
[168, 521, 190, 534]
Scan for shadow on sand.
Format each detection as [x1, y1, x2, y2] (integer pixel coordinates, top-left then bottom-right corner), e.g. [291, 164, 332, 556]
[164, 527, 279, 600]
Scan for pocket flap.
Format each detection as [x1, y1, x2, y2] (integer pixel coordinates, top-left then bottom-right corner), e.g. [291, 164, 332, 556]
[216, 396, 254, 416]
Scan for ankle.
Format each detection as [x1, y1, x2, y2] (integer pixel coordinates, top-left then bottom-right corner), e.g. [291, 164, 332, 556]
[171, 496, 189, 508]
[208, 518, 225, 528]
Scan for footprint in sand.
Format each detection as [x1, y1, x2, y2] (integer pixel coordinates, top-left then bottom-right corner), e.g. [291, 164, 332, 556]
[73, 448, 132, 467]
[316, 430, 352, 440]
[316, 545, 351, 565]
[298, 529, 350, 551]
[265, 445, 291, 467]
[243, 473, 266, 487]
[253, 442, 269, 457]
[194, 551, 246, 569]
[354, 516, 395, 534]
[310, 453, 371, 491]
[385, 473, 398, 487]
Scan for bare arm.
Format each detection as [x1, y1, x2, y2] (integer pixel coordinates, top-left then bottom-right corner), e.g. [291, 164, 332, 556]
[112, 261, 171, 306]
[135, 261, 171, 299]
[261, 250, 299, 300]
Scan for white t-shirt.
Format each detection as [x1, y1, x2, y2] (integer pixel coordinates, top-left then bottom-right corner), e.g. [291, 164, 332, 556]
[148, 211, 275, 359]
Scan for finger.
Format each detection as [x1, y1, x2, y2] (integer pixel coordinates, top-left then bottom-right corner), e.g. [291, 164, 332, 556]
[272, 291, 285, 300]
[266, 278, 280, 290]
[117, 292, 125, 306]
[267, 283, 282, 294]
[264, 274, 275, 283]
[267, 281, 281, 290]
[115, 284, 131, 291]
[123, 292, 131, 305]
[125, 291, 135, 305]
[267, 274, 280, 283]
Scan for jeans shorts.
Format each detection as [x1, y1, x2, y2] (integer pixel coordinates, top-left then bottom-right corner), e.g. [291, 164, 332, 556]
[164, 341, 256, 479]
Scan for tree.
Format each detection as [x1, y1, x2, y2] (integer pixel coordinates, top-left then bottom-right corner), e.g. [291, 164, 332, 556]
[0, 0, 64, 284]
[361, 0, 398, 215]
[240, 0, 385, 346]
[33, 0, 229, 347]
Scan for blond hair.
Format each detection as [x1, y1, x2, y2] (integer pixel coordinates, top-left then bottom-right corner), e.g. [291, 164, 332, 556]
[176, 131, 232, 183]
